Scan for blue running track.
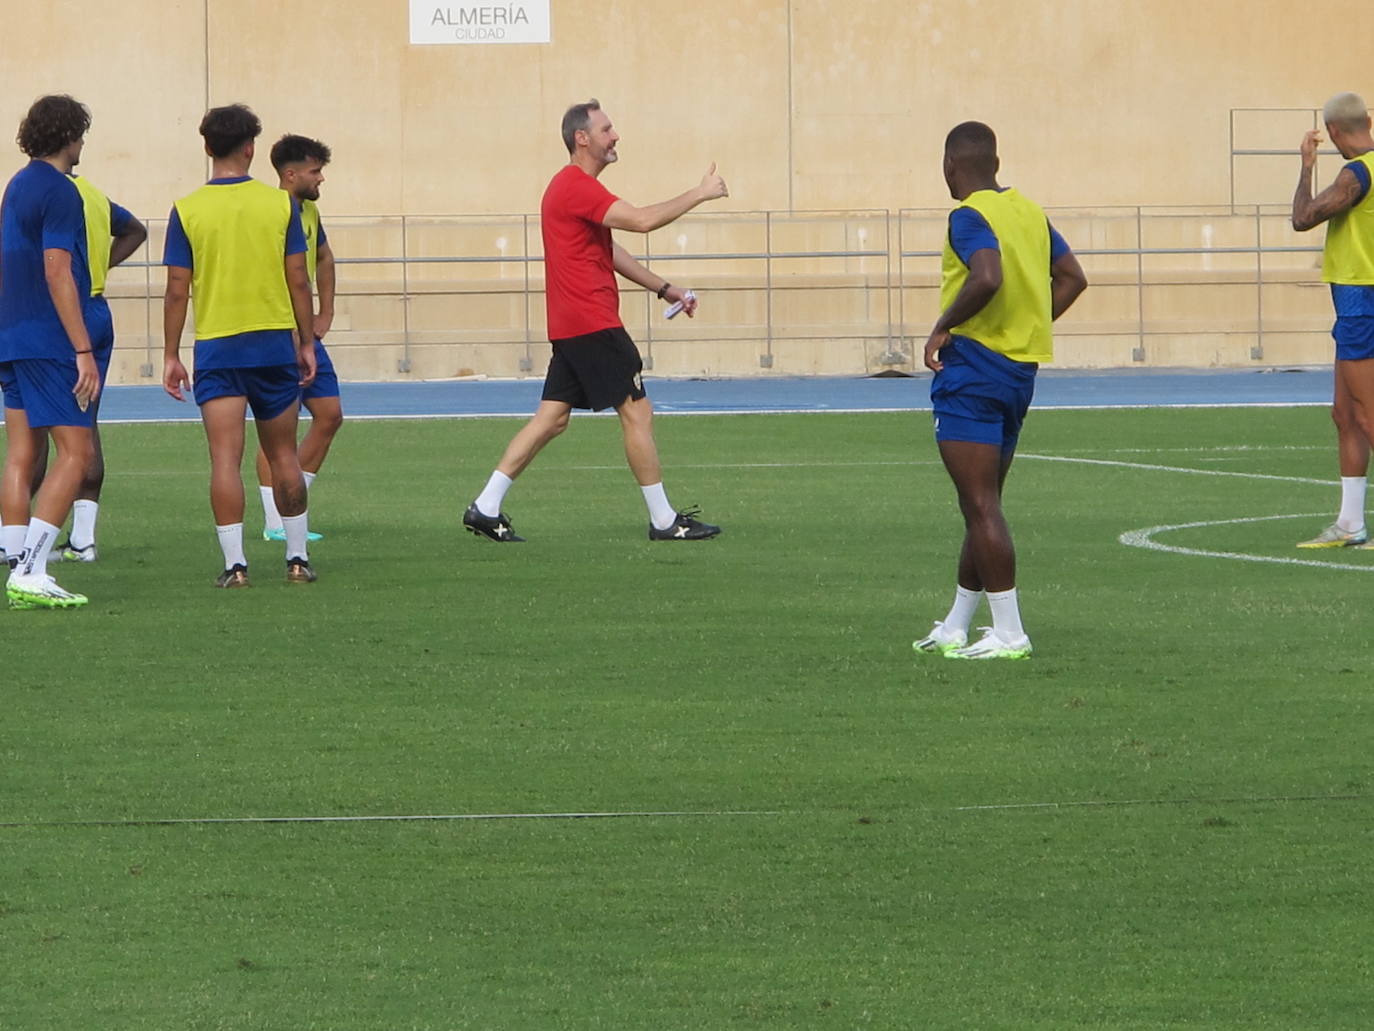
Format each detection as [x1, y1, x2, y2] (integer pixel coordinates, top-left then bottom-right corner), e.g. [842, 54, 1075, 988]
[96, 367, 1334, 423]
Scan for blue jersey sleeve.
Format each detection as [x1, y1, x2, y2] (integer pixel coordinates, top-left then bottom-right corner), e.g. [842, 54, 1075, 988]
[317, 219, 328, 249]
[1047, 222, 1071, 263]
[110, 200, 135, 236]
[1345, 161, 1372, 205]
[41, 180, 84, 254]
[948, 207, 999, 265]
[285, 200, 306, 257]
[163, 207, 193, 270]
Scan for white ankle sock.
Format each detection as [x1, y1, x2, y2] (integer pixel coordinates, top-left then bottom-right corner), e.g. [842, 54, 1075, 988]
[942, 585, 984, 633]
[1337, 476, 1367, 531]
[475, 471, 513, 518]
[260, 486, 284, 532]
[282, 512, 310, 562]
[642, 482, 677, 530]
[20, 519, 60, 578]
[70, 500, 99, 549]
[2, 523, 25, 562]
[216, 523, 247, 570]
[987, 588, 1026, 641]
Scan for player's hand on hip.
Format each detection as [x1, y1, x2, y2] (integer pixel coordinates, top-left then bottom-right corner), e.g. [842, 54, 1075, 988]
[1300, 130, 1323, 169]
[699, 162, 728, 200]
[924, 328, 950, 372]
[163, 356, 190, 402]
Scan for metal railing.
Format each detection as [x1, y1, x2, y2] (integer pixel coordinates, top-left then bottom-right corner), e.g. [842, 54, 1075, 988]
[103, 205, 1333, 380]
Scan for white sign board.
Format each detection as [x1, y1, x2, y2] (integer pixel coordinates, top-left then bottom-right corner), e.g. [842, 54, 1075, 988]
[410, 2, 551, 45]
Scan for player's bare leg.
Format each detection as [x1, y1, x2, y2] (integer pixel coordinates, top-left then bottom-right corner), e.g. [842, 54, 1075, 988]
[617, 394, 719, 540]
[255, 403, 312, 580]
[464, 401, 572, 542]
[936, 439, 1029, 657]
[1301, 367, 1372, 547]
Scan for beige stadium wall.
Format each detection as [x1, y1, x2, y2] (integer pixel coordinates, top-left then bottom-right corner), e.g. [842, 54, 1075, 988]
[3, 0, 1373, 381]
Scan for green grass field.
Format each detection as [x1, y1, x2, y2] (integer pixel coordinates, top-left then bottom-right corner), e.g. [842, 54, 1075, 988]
[2, 406, 1371, 1029]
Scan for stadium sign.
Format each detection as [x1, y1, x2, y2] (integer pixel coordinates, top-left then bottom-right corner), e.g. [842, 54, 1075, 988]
[410, 1, 551, 44]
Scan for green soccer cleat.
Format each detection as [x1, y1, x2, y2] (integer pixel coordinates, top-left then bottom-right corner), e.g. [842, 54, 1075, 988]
[58, 539, 97, 562]
[264, 527, 324, 543]
[1296, 522, 1367, 549]
[913, 621, 968, 655]
[946, 627, 1033, 660]
[6, 574, 88, 609]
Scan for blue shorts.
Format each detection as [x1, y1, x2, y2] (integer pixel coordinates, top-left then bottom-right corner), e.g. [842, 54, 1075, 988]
[0, 358, 96, 429]
[194, 363, 302, 421]
[1332, 317, 1374, 362]
[302, 338, 341, 402]
[930, 336, 1037, 453]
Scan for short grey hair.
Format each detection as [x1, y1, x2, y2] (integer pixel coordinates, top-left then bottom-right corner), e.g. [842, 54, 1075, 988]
[561, 99, 600, 154]
[1323, 92, 1370, 131]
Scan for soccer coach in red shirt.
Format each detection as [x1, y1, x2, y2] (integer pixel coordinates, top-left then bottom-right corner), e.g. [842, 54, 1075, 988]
[463, 99, 729, 543]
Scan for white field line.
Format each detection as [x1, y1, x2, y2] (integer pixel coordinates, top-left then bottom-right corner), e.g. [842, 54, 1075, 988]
[1018, 453, 1334, 486]
[0, 809, 781, 830]
[950, 793, 1365, 812]
[1119, 513, 1374, 572]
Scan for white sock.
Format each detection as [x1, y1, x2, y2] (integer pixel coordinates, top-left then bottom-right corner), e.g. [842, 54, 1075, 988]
[642, 482, 677, 530]
[942, 585, 984, 633]
[2, 522, 25, 564]
[303, 470, 317, 490]
[19, 519, 60, 578]
[282, 511, 310, 562]
[987, 588, 1026, 641]
[216, 523, 247, 570]
[70, 500, 99, 549]
[475, 471, 513, 518]
[1337, 476, 1367, 531]
[260, 486, 284, 533]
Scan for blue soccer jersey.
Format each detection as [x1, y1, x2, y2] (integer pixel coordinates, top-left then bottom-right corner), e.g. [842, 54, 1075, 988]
[0, 160, 92, 361]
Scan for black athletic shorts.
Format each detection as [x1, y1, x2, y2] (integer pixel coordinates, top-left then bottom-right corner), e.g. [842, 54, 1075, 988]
[541, 326, 647, 412]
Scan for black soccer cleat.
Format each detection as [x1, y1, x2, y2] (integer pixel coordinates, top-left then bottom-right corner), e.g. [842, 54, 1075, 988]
[214, 563, 251, 589]
[463, 503, 525, 542]
[285, 557, 317, 583]
[649, 506, 721, 541]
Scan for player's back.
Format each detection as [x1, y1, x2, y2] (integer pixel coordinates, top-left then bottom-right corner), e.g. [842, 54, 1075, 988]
[173, 177, 294, 340]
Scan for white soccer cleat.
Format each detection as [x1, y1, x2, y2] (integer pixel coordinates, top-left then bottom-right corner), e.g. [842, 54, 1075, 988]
[913, 620, 968, 655]
[6, 573, 89, 609]
[58, 540, 98, 562]
[1296, 522, 1368, 549]
[947, 627, 1032, 660]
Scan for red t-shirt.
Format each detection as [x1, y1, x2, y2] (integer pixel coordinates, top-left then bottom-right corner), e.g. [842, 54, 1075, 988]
[541, 164, 621, 340]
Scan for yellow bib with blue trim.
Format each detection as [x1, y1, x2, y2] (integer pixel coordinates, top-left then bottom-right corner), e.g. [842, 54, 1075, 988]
[1323, 152, 1374, 285]
[940, 188, 1053, 363]
[300, 197, 320, 284]
[70, 175, 111, 297]
[173, 179, 295, 340]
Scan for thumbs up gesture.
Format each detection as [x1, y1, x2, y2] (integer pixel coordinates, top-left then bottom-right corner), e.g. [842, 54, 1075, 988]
[699, 162, 728, 200]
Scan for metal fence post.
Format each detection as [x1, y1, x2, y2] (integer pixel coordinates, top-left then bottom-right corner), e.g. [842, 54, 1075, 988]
[398, 214, 412, 373]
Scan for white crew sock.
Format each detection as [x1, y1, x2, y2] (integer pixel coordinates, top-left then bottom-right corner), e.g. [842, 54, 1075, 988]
[70, 500, 99, 549]
[303, 470, 317, 490]
[475, 471, 513, 518]
[216, 523, 247, 570]
[987, 588, 1026, 641]
[2, 522, 25, 565]
[641, 482, 677, 530]
[282, 512, 310, 562]
[942, 585, 984, 633]
[1336, 476, 1367, 532]
[260, 486, 284, 533]
[19, 519, 60, 578]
